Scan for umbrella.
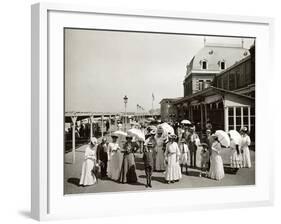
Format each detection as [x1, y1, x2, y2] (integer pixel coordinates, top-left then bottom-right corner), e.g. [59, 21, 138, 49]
[229, 130, 242, 145]
[127, 128, 145, 141]
[181, 119, 191, 125]
[113, 130, 127, 137]
[215, 130, 230, 148]
[147, 125, 157, 132]
[157, 122, 175, 136]
[147, 117, 155, 121]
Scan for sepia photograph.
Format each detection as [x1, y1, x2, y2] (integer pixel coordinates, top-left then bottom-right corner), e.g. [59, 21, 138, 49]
[63, 28, 255, 195]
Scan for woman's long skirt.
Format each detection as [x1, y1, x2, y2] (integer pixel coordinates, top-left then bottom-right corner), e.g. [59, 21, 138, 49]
[79, 159, 96, 186]
[165, 153, 182, 181]
[208, 153, 225, 180]
[155, 148, 166, 171]
[242, 147, 251, 168]
[108, 151, 123, 181]
[119, 153, 138, 183]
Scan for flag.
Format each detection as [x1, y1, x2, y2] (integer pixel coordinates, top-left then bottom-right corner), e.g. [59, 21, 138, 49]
[152, 93, 155, 101]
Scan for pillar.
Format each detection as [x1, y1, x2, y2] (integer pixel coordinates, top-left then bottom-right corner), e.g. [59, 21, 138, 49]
[115, 115, 117, 131]
[90, 115, 93, 139]
[248, 106, 251, 132]
[241, 107, 244, 127]
[233, 106, 236, 130]
[224, 107, 229, 132]
[101, 114, 104, 137]
[204, 103, 208, 127]
[200, 103, 204, 130]
[71, 116, 77, 164]
[109, 114, 111, 136]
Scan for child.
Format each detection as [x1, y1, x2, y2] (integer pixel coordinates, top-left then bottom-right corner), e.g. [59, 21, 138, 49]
[143, 142, 155, 188]
[179, 138, 190, 174]
[199, 143, 210, 177]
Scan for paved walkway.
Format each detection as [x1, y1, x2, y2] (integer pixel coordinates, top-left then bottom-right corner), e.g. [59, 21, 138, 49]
[64, 142, 255, 195]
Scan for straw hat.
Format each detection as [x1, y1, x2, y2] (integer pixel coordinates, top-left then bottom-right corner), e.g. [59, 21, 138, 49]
[90, 137, 98, 145]
[150, 130, 156, 135]
[240, 127, 248, 132]
[111, 133, 119, 138]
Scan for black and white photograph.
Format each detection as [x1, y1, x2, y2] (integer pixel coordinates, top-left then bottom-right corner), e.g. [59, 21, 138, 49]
[64, 28, 255, 195]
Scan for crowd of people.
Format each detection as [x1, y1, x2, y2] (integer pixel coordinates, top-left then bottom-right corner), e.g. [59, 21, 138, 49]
[79, 121, 252, 188]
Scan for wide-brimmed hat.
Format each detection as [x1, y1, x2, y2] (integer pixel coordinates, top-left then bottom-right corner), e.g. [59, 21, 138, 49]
[150, 130, 156, 135]
[168, 134, 177, 139]
[206, 129, 211, 133]
[240, 127, 248, 132]
[90, 137, 98, 145]
[111, 134, 119, 138]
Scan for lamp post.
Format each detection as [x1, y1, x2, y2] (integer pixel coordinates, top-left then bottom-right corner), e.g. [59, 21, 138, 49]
[123, 95, 128, 131]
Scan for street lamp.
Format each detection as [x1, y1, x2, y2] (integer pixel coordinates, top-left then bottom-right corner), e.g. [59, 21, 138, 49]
[123, 95, 128, 131]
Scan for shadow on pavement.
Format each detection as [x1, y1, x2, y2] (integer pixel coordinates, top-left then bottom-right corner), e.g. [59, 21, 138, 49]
[67, 177, 80, 186]
[138, 174, 166, 184]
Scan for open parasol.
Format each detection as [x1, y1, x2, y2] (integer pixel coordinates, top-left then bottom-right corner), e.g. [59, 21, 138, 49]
[229, 130, 242, 145]
[181, 119, 191, 125]
[127, 128, 145, 141]
[157, 122, 175, 136]
[215, 130, 230, 148]
[113, 130, 127, 137]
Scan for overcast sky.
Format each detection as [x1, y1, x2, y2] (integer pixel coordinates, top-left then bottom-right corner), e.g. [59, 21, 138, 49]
[65, 29, 254, 113]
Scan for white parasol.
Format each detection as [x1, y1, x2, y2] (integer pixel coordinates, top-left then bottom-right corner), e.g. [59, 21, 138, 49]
[215, 130, 230, 148]
[127, 128, 145, 141]
[157, 122, 175, 136]
[113, 130, 127, 137]
[229, 130, 242, 145]
[181, 119, 191, 125]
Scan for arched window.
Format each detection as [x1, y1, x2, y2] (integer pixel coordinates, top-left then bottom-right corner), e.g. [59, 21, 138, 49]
[201, 60, 207, 70]
[219, 60, 225, 70]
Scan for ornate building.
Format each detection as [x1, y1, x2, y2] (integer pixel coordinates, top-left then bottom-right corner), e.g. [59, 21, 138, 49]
[160, 40, 255, 140]
[183, 42, 250, 96]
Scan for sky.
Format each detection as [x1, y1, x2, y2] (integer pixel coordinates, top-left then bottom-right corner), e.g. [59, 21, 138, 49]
[64, 29, 254, 113]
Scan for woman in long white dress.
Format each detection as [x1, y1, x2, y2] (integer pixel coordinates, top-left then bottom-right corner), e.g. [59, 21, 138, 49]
[107, 134, 123, 181]
[179, 138, 190, 174]
[240, 127, 251, 168]
[155, 129, 166, 171]
[79, 137, 98, 186]
[208, 135, 225, 181]
[229, 136, 242, 169]
[164, 134, 182, 183]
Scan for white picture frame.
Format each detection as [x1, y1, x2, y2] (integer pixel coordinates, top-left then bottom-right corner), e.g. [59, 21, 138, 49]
[31, 2, 274, 221]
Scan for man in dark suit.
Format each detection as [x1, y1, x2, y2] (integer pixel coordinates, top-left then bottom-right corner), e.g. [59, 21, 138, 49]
[187, 126, 199, 168]
[96, 137, 108, 178]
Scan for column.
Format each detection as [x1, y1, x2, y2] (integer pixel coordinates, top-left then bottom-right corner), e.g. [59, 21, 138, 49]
[109, 114, 111, 136]
[101, 114, 104, 137]
[90, 115, 93, 139]
[200, 103, 204, 130]
[233, 106, 236, 130]
[224, 107, 229, 132]
[115, 115, 117, 131]
[241, 106, 244, 127]
[248, 107, 251, 132]
[71, 116, 77, 164]
[204, 103, 208, 125]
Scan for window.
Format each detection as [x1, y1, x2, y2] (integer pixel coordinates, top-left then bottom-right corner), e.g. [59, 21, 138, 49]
[220, 61, 225, 70]
[198, 80, 204, 91]
[202, 60, 207, 69]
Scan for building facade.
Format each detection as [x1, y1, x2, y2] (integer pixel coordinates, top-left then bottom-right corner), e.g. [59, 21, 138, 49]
[160, 41, 255, 140]
[183, 43, 250, 96]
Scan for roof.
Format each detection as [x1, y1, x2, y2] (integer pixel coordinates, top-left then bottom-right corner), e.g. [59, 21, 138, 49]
[185, 44, 250, 79]
[159, 97, 183, 104]
[172, 86, 254, 105]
